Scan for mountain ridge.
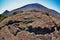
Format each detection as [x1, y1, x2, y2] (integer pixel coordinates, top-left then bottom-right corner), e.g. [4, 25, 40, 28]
[8, 3, 60, 18]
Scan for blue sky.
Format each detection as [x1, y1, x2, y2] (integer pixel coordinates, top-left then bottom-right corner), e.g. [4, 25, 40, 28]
[0, 0, 60, 14]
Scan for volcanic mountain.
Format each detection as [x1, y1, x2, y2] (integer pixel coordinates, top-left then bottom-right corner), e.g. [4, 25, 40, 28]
[0, 3, 60, 40]
[9, 3, 60, 18]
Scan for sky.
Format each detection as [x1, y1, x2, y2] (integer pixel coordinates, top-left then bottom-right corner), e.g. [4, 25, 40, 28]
[0, 0, 60, 14]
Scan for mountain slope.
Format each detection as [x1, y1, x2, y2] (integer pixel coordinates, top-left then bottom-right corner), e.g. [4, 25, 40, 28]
[9, 3, 60, 18]
[0, 9, 60, 40]
[0, 3, 60, 40]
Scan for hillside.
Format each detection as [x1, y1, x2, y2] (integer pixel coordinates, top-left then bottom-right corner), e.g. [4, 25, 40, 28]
[0, 3, 60, 40]
[10, 3, 60, 18]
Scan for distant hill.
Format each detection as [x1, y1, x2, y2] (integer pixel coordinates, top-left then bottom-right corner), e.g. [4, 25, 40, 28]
[2, 10, 9, 15]
[0, 10, 9, 22]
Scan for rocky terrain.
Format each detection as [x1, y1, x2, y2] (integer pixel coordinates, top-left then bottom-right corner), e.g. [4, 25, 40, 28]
[0, 3, 60, 40]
